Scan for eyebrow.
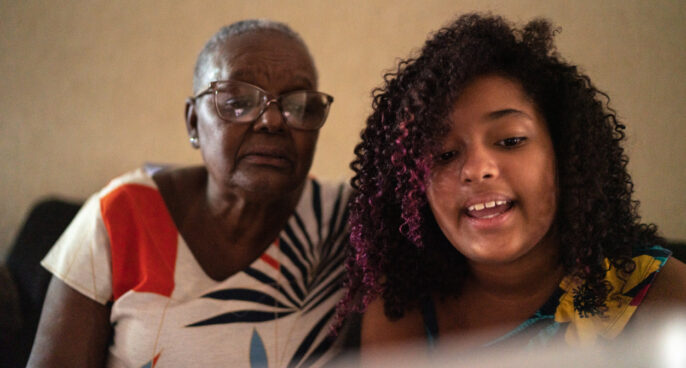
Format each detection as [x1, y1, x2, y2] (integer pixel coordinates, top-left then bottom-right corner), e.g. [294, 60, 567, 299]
[486, 108, 533, 121]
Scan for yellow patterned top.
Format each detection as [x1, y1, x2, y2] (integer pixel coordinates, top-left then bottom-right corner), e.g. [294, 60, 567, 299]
[554, 246, 670, 346]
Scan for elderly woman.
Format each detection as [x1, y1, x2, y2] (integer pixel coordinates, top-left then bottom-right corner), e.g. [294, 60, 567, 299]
[29, 20, 349, 367]
[336, 13, 686, 362]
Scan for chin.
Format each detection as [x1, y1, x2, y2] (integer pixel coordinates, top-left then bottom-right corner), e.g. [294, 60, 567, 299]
[470, 253, 524, 265]
[233, 173, 305, 197]
[456, 240, 530, 265]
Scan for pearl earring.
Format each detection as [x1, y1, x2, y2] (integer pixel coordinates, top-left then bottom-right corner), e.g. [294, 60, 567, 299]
[189, 136, 199, 149]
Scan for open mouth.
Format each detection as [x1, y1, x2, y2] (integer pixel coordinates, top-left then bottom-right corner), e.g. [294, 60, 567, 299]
[465, 200, 514, 219]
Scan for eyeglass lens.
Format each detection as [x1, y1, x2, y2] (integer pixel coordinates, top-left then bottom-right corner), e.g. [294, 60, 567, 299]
[213, 82, 331, 130]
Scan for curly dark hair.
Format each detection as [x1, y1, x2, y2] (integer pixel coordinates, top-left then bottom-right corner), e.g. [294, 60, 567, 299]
[335, 13, 663, 324]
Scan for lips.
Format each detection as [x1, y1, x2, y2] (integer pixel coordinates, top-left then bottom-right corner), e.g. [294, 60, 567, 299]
[462, 194, 515, 226]
[239, 146, 293, 168]
[466, 200, 513, 219]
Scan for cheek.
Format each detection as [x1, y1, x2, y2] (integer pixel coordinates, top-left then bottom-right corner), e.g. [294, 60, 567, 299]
[524, 152, 558, 232]
[294, 132, 319, 169]
[198, 122, 220, 156]
[426, 167, 461, 227]
[427, 163, 461, 193]
[426, 169, 449, 208]
[198, 120, 242, 169]
[534, 171, 557, 222]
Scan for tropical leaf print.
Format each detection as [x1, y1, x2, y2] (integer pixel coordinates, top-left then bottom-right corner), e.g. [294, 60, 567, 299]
[250, 329, 268, 368]
[185, 179, 350, 366]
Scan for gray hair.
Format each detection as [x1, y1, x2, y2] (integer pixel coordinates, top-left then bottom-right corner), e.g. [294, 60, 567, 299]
[192, 19, 314, 93]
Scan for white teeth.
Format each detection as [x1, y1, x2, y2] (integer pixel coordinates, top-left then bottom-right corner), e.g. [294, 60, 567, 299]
[468, 200, 510, 212]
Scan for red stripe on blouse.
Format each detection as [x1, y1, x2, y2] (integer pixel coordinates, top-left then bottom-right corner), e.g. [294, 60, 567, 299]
[260, 239, 280, 270]
[101, 184, 178, 300]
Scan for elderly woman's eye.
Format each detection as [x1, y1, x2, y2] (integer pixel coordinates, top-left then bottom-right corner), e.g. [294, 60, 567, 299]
[499, 137, 527, 148]
[282, 101, 305, 115]
[220, 97, 256, 118]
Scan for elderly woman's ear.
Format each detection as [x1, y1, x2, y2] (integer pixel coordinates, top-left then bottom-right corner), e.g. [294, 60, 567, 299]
[185, 97, 199, 149]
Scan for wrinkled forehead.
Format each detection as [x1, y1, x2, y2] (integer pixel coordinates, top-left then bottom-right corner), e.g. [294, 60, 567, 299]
[200, 31, 317, 92]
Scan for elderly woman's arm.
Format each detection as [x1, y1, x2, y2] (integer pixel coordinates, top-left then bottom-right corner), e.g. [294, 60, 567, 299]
[27, 276, 111, 367]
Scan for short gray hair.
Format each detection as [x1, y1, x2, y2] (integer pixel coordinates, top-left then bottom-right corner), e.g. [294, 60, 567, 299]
[192, 19, 314, 93]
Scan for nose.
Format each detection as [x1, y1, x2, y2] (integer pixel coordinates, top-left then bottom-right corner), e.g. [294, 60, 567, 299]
[253, 100, 287, 133]
[460, 145, 498, 183]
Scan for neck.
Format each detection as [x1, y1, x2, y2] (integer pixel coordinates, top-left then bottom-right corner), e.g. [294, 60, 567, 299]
[203, 174, 305, 248]
[465, 233, 563, 300]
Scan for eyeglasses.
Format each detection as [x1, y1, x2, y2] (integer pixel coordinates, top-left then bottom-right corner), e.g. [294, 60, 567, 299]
[190, 80, 334, 131]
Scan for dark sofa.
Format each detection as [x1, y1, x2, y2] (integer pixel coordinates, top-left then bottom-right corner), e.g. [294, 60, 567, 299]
[1, 198, 81, 368]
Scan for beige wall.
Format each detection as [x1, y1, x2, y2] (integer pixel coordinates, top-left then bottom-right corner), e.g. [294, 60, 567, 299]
[1, 0, 685, 260]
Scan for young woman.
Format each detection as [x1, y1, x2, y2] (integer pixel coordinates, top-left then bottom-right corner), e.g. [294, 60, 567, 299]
[336, 13, 686, 360]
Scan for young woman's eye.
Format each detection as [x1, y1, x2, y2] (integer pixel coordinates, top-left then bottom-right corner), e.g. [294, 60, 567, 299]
[499, 137, 527, 148]
[437, 150, 458, 162]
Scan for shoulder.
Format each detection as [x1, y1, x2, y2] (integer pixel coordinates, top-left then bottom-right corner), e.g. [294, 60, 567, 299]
[98, 168, 178, 251]
[628, 255, 686, 332]
[293, 177, 351, 230]
[360, 295, 426, 352]
[101, 167, 157, 194]
[303, 177, 352, 207]
[95, 168, 159, 212]
[639, 256, 686, 308]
